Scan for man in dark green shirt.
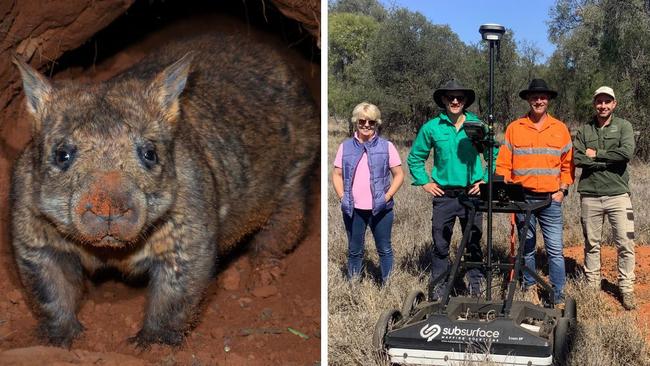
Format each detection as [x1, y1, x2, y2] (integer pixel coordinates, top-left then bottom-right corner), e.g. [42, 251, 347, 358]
[574, 86, 636, 310]
[407, 79, 497, 301]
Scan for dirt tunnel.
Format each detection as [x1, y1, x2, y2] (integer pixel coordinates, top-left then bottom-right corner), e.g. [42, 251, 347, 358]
[0, 0, 321, 364]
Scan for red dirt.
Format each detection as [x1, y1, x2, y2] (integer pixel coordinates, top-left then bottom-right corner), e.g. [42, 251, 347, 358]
[0, 233, 320, 365]
[564, 246, 650, 335]
[0, 14, 320, 366]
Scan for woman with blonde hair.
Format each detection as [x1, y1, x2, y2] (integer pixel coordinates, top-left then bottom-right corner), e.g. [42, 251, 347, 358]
[332, 102, 404, 284]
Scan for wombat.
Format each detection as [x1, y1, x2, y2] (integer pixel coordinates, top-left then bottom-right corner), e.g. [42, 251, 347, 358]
[10, 35, 319, 347]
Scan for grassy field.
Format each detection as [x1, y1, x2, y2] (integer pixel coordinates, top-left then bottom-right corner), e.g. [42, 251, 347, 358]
[327, 118, 650, 365]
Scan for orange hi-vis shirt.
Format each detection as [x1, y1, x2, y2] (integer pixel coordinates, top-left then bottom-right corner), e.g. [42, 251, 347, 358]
[496, 114, 575, 193]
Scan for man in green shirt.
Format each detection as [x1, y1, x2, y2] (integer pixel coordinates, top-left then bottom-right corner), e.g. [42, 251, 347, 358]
[574, 86, 637, 310]
[407, 79, 497, 301]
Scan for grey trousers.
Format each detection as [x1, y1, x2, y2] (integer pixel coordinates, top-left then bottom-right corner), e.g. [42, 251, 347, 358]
[581, 193, 635, 293]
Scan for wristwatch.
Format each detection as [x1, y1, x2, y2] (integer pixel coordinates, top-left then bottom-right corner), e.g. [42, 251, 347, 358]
[559, 188, 569, 197]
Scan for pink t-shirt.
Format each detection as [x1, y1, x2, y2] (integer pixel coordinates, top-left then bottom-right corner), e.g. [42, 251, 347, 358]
[334, 135, 401, 210]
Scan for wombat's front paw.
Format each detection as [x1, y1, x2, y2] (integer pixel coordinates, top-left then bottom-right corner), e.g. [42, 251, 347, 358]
[39, 318, 85, 348]
[129, 327, 185, 348]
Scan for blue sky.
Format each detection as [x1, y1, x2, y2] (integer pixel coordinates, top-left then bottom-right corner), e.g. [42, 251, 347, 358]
[379, 0, 558, 62]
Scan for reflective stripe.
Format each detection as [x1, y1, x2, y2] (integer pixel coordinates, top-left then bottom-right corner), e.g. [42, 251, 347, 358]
[513, 168, 560, 176]
[388, 348, 553, 366]
[561, 141, 573, 154]
[504, 141, 513, 151]
[512, 147, 562, 156]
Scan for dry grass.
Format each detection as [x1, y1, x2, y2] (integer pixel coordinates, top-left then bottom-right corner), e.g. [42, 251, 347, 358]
[327, 118, 650, 365]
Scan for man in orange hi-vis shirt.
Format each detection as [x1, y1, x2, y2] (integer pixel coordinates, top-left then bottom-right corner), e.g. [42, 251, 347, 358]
[496, 79, 575, 307]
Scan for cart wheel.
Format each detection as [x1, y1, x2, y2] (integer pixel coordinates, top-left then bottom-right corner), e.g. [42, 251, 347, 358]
[400, 290, 425, 318]
[563, 297, 577, 320]
[372, 309, 402, 352]
[553, 317, 570, 365]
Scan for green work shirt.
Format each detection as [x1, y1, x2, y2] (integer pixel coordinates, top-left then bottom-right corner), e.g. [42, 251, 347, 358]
[407, 111, 498, 187]
[574, 115, 635, 196]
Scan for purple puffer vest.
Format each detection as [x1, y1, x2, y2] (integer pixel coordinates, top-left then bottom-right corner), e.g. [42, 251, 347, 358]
[341, 135, 393, 217]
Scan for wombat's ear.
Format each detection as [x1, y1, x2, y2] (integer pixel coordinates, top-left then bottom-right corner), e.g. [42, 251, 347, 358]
[12, 55, 53, 120]
[149, 52, 194, 124]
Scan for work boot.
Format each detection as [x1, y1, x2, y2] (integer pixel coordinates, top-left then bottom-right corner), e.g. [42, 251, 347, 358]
[621, 292, 637, 310]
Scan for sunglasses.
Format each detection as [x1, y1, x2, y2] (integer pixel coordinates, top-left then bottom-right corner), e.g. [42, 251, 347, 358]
[358, 119, 377, 126]
[528, 94, 549, 101]
[445, 94, 465, 103]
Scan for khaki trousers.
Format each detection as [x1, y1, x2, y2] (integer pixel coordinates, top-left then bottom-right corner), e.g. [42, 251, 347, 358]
[581, 194, 635, 293]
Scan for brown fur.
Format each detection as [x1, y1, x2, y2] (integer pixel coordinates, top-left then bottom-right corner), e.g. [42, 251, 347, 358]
[10, 35, 318, 347]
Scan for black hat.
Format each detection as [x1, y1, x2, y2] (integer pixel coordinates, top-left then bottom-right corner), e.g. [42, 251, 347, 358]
[433, 79, 475, 109]
[519, 79, 558, 100]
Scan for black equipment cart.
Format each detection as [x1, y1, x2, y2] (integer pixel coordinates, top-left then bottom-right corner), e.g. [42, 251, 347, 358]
[373, 188, 576, 365]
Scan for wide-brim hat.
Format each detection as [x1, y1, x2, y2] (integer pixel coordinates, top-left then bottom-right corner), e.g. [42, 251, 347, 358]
[433, 79, 475, 108]
[519, 79, 558, 100]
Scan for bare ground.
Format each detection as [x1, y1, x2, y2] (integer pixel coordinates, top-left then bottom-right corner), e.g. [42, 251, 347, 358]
[0, 201, 320, 365]
[564, 245, 650, 340]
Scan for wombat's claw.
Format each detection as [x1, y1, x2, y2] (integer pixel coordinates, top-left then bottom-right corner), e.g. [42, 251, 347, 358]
[129, 328, 185, 348]
[41, 319, 85, 348]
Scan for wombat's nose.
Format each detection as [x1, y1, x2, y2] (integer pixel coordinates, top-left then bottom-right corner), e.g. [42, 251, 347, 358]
[85, 194, 130, 221]
[79, 190, 136, 226]
[75, 171, 141, 242]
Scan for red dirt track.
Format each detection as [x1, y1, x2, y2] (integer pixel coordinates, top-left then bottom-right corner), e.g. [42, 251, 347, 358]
[0, 13, 320, 366]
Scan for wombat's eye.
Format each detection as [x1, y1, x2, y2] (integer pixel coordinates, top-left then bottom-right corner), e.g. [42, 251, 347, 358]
[137, 144, 158, 169]
[53, 145, 77, 171]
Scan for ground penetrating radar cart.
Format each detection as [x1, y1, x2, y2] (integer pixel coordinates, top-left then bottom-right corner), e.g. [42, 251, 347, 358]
[374, 193, 577, 365]
[373, 24, 577, 366]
